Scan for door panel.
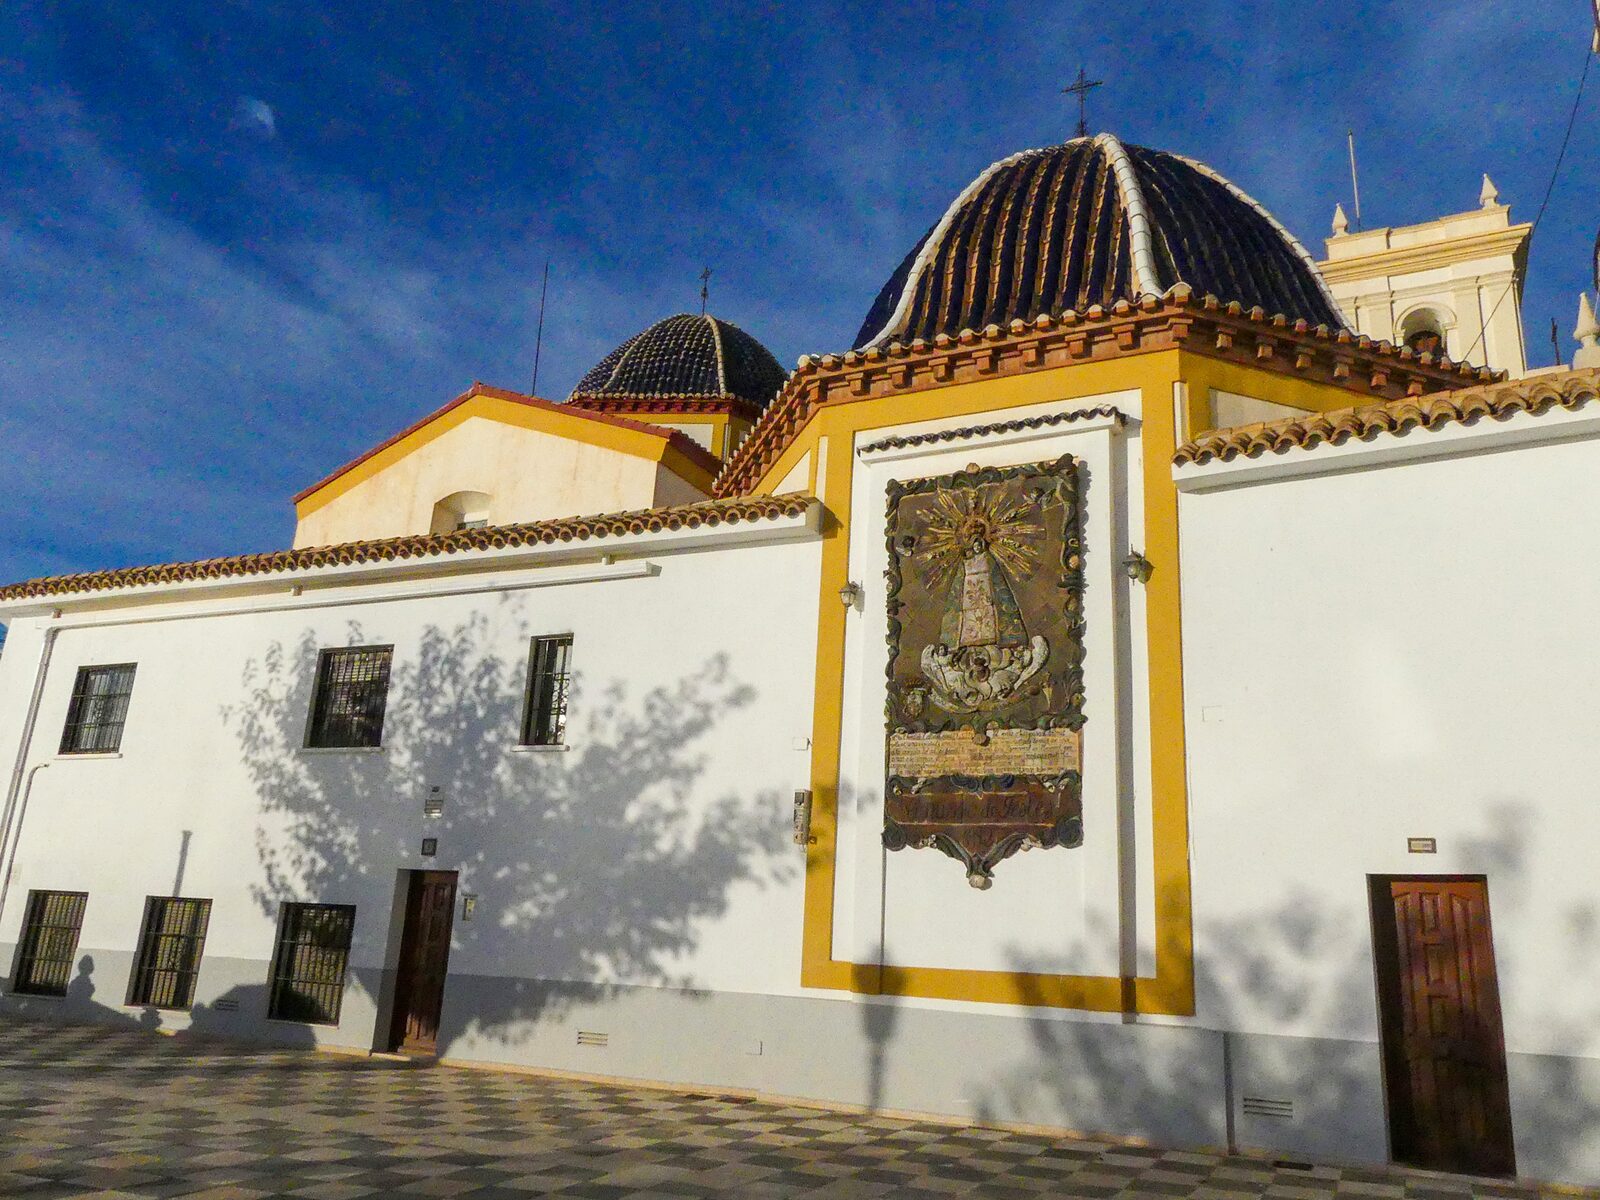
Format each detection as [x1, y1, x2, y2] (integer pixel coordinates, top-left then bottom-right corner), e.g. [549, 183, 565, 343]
[1371, 876, 1515, 1177]
[388, 871, 457, 1054]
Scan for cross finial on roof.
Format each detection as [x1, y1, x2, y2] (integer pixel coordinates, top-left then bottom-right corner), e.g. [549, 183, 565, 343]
[1062, 67, 1103, 139]
[699, 265, 713, 315]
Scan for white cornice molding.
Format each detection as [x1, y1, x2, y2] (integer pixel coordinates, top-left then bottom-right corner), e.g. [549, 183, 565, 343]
[858, 409, 1127, 464]
[1174, 404, 1600, 493]
[1318, 225, 1531, 284]
[0, 506, 821, 621]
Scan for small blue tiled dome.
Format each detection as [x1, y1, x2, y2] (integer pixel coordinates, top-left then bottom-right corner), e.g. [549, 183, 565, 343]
[569, 314, 787, 412]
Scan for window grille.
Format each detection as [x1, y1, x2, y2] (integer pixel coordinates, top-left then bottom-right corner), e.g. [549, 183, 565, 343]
[521, 635, 572, 746]
[267, 903, 356, 1025]
[306, 647, 393, 749]
[59, 664, 137, 754]
[127, 897, 212, 1010]
[12, 890, 88, 996]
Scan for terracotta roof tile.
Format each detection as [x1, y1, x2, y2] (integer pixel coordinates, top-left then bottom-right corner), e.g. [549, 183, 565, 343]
[1174, 368, 1600, 466]
[0, 495, 817, 603]
[714, 290, 1490, 498]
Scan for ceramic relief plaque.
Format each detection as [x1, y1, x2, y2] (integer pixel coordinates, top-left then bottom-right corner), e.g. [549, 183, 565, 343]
[883, 454, 1085, 888]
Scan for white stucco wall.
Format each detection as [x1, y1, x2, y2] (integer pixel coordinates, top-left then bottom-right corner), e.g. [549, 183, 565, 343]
[0, 531, 820, 1051]
[293, 415, 704, 548]
[1179, 427, 1600, 1181]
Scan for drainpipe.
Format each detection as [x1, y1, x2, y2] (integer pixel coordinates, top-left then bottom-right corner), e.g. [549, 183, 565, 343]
[0, 763, 50, 932]
[0, 625, 59, 933]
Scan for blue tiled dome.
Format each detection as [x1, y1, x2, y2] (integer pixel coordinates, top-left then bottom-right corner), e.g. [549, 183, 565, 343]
[569, 314, 787, 412]
[855, 135, 1347, 349]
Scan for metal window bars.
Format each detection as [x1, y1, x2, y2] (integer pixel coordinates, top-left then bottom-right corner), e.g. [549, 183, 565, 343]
[12, 890, 88, 996]
[59, 664, 137, 754]
[522, 635, 572, 746]
[267, 903, 355, 1025]
[127, 897, 212, 1010]
[307, 647, 393, 749]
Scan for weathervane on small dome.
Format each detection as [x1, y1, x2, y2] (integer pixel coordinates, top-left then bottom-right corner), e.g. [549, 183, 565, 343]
[1062, 67, 1103, 139]
[699, 265, 713, 316]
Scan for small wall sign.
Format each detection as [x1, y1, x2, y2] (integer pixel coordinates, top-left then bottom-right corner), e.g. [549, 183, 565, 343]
[1407, 837, 1437, 854]
[421, 837, 438, 857]
[461, 894, 478, 921]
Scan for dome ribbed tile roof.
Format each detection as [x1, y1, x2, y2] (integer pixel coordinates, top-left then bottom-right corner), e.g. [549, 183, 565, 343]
[569, 313, 788, 411]
[854, 135, 1346, 349]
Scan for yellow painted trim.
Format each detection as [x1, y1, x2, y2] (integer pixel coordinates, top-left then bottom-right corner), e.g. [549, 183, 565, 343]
[659, 442, 718, 492]
[295, 395, 714, 520]
[1188, 357, 1376, 435]
[793, 353, 1201, 1014]
[645, 413, 730, 459]
[751, 426, 824, 503]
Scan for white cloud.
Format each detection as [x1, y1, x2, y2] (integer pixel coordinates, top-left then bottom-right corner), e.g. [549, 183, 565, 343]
[0, 81, 729, 580]
[232, 95, 276, 140]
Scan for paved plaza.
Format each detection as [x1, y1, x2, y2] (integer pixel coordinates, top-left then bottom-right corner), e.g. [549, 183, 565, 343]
[0, 1017, 1575, 1199]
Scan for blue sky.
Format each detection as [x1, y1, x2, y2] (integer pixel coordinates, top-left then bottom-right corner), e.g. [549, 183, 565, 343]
[2, 1, 1596, 586]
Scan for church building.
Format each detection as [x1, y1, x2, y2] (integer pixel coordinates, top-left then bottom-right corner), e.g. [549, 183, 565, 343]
[3, 133, 1600, 1188]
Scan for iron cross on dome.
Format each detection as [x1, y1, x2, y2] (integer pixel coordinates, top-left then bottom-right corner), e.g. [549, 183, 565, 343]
[1062, 67, 1103, 139]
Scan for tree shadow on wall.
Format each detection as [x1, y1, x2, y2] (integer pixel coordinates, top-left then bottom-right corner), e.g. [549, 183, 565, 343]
[965, 898, 1380, 1154]
[224, 609, 795, 1057]
[955, 801, 1600, 1182]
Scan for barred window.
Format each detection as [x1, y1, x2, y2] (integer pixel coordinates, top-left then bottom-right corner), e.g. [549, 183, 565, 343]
[12, 890, 87, 996]
[521, 635, 572, 746]
[127, 897, 212, 1010]
[306, 647, 392, 749]
[59, 664, 137, 754]
[268, 903, 355, 1025]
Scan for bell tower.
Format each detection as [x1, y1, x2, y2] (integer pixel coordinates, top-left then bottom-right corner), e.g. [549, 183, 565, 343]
[1317, 175, 1531, 378]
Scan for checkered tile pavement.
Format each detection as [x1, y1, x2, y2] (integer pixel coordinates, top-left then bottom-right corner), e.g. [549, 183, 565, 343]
[0, 1017, 1575, 1198]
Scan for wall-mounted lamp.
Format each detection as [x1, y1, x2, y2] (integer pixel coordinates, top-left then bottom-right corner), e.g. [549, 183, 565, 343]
[838, 581, 864, 609]
[1122, 552, 1154, 584]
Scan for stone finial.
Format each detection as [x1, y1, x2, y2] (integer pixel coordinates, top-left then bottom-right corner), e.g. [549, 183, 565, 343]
[1479, 174, 1501, 208]
[1331, 203, 1349, 236]
[1575, 293, 1600, 368]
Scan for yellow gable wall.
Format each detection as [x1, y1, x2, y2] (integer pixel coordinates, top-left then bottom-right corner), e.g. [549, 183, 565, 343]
[293, 403, 709, 548]
[647, 414, 728, 457]
[760, 349, 1363, 1015]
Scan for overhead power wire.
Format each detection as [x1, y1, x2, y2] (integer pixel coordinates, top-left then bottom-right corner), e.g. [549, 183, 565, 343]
[1463, 43, 1594, 366]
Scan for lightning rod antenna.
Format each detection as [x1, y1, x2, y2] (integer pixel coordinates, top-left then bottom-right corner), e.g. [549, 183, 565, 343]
[530, 260, 551, 396]
[1347, 131, 1363, 230]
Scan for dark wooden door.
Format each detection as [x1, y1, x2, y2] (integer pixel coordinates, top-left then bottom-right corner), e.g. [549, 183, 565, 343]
[388, 871, 457, 1054]
[1371, 876, 1515, 1177]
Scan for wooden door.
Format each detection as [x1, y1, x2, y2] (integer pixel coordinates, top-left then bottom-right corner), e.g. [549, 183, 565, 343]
[388, 871, 457, 1054]
[1371, 877, 1515, 1177]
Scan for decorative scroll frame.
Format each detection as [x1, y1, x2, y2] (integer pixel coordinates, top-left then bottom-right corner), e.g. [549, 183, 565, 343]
[882, 454, 1086, 887]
